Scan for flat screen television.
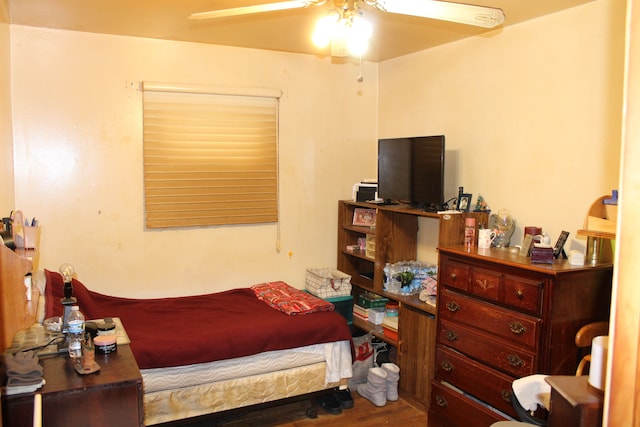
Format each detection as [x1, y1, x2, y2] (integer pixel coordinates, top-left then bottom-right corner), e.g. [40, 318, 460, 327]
[377, 135, 445, 211]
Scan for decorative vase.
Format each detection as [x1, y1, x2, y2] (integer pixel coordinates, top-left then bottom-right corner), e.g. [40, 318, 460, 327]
[489, 208, 515, 248]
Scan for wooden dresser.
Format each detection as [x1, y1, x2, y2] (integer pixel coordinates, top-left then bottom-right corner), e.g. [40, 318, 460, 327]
[429, 246, 612, 426]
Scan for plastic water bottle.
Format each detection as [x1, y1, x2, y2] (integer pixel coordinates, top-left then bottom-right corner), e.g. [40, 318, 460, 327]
[67, 306, 85, 364]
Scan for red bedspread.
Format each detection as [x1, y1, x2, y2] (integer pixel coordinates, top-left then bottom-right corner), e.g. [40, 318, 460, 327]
[44, 270, 352, 369]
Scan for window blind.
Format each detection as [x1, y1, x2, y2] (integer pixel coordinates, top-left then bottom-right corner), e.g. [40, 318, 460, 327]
[142, 83, 280, 229]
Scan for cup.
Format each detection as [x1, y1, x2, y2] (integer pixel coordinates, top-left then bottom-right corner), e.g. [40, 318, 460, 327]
[478, 229, 496, 249]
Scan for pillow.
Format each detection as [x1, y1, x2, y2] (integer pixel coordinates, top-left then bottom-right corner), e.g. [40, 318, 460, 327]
[251, 281, 335, 315]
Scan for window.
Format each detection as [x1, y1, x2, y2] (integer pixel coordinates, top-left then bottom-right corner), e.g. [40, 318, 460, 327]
[142, 83, 281, 229]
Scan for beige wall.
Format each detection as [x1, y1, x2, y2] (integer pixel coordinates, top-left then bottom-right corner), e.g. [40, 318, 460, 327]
[380, 0, 625, 263]
[0, 1, 14, 211]
[9, 27, 378, 297]
[6, 0, 625, 298]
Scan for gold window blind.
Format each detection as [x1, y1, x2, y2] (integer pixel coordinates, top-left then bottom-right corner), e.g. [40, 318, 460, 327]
[142, 83, 280, 229]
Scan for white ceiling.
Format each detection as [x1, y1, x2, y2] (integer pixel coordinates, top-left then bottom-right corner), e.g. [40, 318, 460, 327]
[3, 0, 594, 62]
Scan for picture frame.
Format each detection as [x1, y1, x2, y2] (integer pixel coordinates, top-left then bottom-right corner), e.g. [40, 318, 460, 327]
[553, 230, 570, 259]
[352, 208, 377, 227]
[457, 193, 472, 212]
[521, 234, 535, 257]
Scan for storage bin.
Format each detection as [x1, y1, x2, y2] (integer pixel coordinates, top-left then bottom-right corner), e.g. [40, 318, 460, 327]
[326, 295, 354, 325]
[305, 268, 352, 298]
[304, 291, 353, 325]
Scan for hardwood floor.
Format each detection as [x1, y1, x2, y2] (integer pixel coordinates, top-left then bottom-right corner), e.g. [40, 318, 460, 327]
[169, 393, 427, 426]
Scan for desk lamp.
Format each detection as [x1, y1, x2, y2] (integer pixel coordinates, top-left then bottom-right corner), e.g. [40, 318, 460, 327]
[59, 263, 76, 334]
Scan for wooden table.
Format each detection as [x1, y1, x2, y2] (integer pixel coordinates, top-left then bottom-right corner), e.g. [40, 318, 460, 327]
[2, 344, 143, 427]
[546, 376, 604, 427]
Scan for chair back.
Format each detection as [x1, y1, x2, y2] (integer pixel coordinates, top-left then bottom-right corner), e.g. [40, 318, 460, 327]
[575, 321, 609, 376]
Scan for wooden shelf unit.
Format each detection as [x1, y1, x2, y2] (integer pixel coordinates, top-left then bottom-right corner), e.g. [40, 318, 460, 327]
[337, 200, 488, 410]
[337, 200, 489, 296]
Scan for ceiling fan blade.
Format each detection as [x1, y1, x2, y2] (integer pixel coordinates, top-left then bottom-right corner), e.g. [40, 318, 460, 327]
[189, 1, 324, 20]
[370, 0, 505, 28]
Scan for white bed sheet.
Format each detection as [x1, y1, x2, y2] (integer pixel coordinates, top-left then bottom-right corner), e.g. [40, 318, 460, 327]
[141, 339, 352, 394]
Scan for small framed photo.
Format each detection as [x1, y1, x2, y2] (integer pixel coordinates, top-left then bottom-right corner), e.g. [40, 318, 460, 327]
[457, 193, 472, 212]
[553, 231, 570, 259]
[353, 208, 377, 227]
[521, 234, 535, 257]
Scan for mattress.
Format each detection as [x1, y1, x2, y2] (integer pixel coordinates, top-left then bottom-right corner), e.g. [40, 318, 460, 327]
[144, 361, 337, 425]
[142, 340, 352, 425]
[141, 340, 352, 393]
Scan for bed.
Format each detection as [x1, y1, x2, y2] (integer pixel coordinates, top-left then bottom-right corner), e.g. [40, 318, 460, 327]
[42, 270, 354, 425]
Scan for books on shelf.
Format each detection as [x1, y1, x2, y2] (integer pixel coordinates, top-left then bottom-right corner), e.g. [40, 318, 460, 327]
[353, 304, 385, 325]
[353, 304, 369, 321]
[382, 315, 398, 340]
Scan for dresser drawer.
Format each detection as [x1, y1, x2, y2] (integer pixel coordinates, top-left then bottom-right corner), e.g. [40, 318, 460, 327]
[503, 274, 544, 314]
[439, 289, 542, 349]
[467, 268, 543, 314]
[441, 254, 544, 314]
[470, 266, 502, 300]
[435, 346, 517, 418]
[439, 319, 536, 377]
[440, 259, 470, 291]
[429, 381, 507, 427]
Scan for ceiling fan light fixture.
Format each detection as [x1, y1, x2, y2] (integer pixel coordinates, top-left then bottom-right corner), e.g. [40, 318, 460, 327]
[189, 0, 506, 59]
[347, 14, 372, 56]
[312, 10, 340, 47]
[312, 2, 372, 56]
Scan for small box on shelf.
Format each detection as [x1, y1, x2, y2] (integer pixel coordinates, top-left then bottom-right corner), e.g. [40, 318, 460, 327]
[368, 308, 385, 325]
[358, 292, 389, 309]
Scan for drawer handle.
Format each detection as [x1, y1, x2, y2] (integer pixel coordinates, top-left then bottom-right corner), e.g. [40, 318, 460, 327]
[445, 330, 458, 342]
[449, 272, 457, 282]
[441, 360, 455, 372]
[446, 301, 461, 312]
[435, 395, 448, 407]
[516, 289, 524, 299]
[509, 321, 527, 335]
[507, 353, 524, 367]
[500, 389, 511, 402]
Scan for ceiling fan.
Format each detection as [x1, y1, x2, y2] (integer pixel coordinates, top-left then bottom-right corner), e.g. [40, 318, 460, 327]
[189, 1, 505, 57]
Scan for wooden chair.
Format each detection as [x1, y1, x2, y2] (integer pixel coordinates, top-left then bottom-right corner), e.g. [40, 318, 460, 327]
[575, 321, 610, 376]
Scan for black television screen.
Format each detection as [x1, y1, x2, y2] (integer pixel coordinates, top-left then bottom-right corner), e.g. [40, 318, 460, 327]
[377, 135, 445, 211]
